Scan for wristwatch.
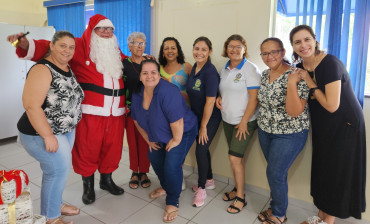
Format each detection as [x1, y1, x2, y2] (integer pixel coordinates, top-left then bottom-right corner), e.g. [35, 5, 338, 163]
[310, 87, 319, 96]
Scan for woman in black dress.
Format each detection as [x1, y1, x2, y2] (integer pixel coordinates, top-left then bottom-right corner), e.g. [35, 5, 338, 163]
[290, 25, 366, 224]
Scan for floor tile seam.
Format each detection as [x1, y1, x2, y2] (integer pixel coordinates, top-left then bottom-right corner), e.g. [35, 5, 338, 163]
[67, 209, 105, 224]
[115, 200, 151, 223]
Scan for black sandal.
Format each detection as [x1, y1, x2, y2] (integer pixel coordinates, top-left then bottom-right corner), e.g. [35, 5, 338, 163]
[264, 216, 287, 224]
[223, 187, 237, 201]
[138, 173, 151, 188]
[129, 172, 139, 189]
[226, 195, 247, 214]
[258, 208, 271, 222]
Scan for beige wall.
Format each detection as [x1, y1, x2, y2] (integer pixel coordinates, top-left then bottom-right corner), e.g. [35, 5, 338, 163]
[2, 0, 369, 220]
[0, 0, 47, 26]
[154, 0, 370, 221]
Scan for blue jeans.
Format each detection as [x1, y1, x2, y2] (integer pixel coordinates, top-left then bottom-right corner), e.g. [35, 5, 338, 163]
[148, 124, 198, 207]
[19, 129, 75, 219]
[258, 128, 308, 218]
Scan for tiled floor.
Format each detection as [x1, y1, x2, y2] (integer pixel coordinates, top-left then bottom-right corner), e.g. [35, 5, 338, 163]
[0, 137, 368, 224]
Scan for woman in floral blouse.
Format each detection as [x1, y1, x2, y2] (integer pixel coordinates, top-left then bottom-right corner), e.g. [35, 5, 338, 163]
[257, 37, 309, 224]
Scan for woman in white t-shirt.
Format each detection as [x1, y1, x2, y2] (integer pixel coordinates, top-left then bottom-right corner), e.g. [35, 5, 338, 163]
[215, 34, 261, 214]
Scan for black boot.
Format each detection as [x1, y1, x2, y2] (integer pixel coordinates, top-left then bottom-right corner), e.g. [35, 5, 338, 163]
[82, 174, 95, 205]
[99, 173, 124, 195]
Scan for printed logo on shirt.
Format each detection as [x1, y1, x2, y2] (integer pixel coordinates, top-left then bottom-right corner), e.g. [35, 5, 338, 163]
[234, 73, 242, 83]
[193, 79, 201, 91]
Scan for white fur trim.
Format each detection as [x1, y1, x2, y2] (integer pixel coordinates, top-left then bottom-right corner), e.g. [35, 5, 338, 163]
[95, 19, 115, 30]
[81, 104, 125, 116]
[22, 37, 35, 60]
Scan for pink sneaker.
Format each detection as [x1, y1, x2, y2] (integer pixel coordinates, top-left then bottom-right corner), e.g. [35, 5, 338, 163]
[192, 187, 207, 207]
[192, 179, 216, 191]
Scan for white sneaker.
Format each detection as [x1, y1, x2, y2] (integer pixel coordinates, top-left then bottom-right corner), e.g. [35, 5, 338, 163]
[304, 216, 327, 224]
[182, 176, 186, 191]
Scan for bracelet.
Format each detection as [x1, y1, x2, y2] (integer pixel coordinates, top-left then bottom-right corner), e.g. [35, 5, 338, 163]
[309, 87, 319, 96]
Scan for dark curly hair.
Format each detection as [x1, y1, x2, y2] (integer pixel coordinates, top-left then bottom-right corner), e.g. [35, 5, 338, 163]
[158, 37, 185, 66]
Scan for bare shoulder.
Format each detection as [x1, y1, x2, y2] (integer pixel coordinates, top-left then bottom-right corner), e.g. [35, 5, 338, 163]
[184, 62, 192, 75]
[27, 64, 52, 81]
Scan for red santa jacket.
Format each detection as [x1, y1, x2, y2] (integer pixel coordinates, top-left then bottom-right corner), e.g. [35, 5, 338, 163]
[16, 14, 128, 117]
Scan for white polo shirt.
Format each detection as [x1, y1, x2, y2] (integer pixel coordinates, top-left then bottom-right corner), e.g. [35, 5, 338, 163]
[219, 58, 261, 125]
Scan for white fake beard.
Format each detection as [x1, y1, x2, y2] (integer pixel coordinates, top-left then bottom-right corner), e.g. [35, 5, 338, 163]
[90, 32, 123, 79]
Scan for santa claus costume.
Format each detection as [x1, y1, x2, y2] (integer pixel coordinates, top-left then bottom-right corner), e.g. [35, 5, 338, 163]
[16, 14, 128, 204]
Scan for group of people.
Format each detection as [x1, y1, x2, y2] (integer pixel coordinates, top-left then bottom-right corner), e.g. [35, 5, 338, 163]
[6, 13, 366, 224]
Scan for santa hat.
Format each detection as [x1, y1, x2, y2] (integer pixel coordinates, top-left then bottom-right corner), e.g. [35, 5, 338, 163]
[95, 19, 115, 30]
[80, 14, 115, 60]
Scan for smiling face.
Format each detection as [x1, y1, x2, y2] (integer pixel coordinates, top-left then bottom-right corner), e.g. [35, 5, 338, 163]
[292, 29, 317, 60]
[227, 40, 245, 62]
[129, 37, 146, 57]
[193, 41, 211, 64]
[260, 40, 285, 70]
[162, 40, 178, 62]
[50, 36, 75, 65]
[140, 62, 161, 88]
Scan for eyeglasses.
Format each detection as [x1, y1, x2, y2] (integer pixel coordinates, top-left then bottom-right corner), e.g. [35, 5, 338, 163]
[131, 41, 146, 47]
[227, 45, 244, 50]
[260, 49, 282, 57]
[95, 27, 114, 32]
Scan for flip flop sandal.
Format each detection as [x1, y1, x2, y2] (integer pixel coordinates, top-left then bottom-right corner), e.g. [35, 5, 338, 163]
[226, 195, 247, 214]
[223, 187, 237, 201]
[129, 172, 139, 189]
[264, 216, 287, 224]
[258, 208, 272, 222]
[149, 188, 166, 199]
[163, 210, 178, 223]
[60, 203, 80, 216]
[138, 173, 151, 188]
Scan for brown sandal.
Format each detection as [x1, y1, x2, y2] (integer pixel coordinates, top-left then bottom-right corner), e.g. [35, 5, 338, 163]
[60, 203, 80, 216]
[46, 217, 72, 224]
[149, 187, 166, 199]
[163, 209, 178, 223]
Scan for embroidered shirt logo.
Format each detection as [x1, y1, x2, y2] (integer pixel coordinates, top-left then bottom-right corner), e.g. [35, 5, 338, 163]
[193, 79, 201, 91]
[234, 73, 242, 83]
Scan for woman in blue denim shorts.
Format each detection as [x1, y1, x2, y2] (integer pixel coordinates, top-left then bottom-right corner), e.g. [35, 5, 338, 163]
[257, 37, 310, 224]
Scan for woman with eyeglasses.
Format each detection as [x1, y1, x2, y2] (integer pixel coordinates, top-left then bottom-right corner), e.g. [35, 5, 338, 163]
[256, 37, 310, 224]
[122, 32, 151, 190]
[215, 34, 260, 213]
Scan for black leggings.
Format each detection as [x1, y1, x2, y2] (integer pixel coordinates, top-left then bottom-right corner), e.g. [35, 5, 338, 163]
[196, 115, 221, 189]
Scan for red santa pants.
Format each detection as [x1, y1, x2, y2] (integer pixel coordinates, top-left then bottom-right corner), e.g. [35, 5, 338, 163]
[72, 114, 125, 177]
[126, 116, 150, 173]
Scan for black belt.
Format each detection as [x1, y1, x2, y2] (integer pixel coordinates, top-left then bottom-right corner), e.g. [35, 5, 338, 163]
[79, 83, 125, 97]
